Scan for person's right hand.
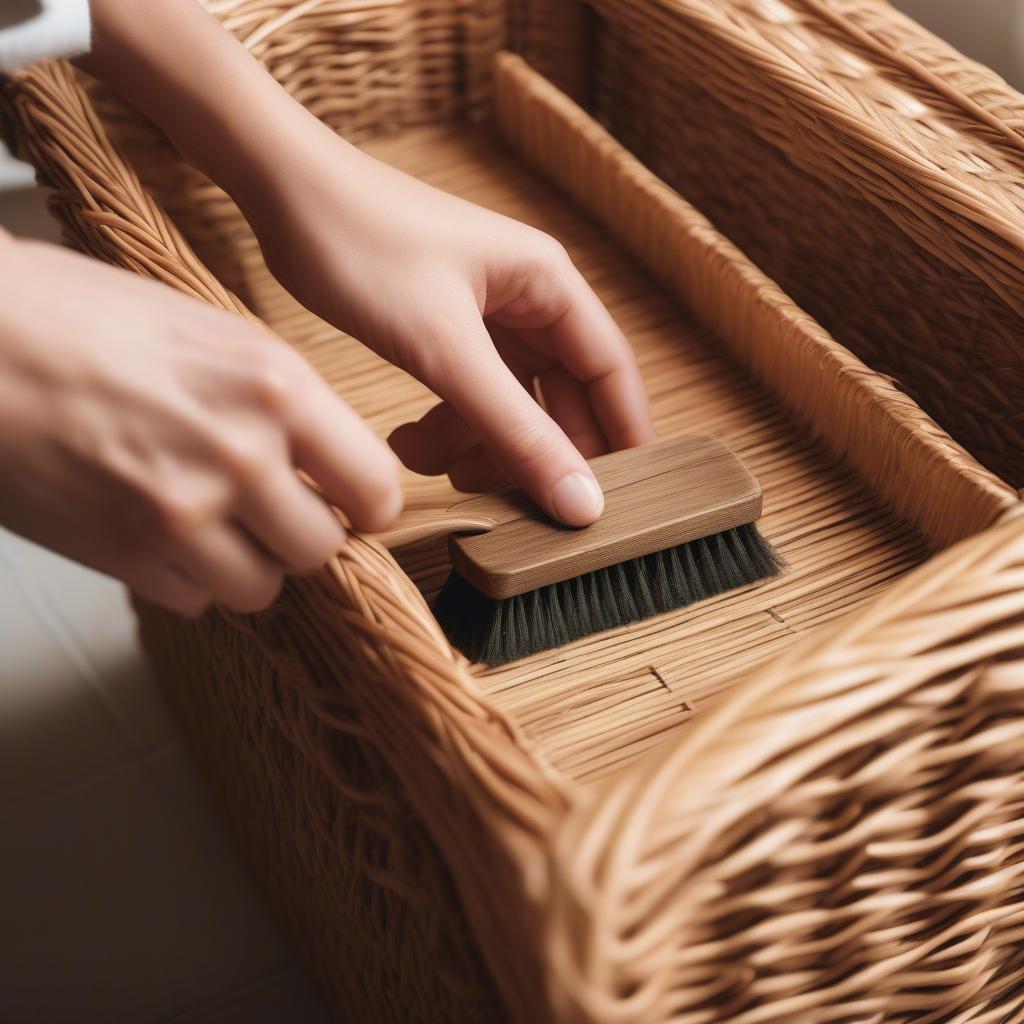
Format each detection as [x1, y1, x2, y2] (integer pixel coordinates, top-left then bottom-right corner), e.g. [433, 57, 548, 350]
[0, 235, 402, 615]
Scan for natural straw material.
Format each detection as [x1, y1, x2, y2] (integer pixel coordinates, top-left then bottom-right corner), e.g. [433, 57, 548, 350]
[5, 2, 1024, 1021]
[563, 0, 1024, 487]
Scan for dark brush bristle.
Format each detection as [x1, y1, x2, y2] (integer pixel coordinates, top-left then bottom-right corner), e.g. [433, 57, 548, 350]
[433, 522, 785, 666]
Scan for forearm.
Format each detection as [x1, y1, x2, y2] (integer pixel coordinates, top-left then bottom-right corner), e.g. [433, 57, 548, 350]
[75, 0, 366, 215]
[70, 0, 652, 531]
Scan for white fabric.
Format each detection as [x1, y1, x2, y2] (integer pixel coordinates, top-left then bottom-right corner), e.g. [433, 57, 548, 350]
[0, 0, 90, 73]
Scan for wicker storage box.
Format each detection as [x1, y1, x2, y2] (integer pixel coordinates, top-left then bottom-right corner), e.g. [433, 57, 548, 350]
[6, 1, 1024, 1020]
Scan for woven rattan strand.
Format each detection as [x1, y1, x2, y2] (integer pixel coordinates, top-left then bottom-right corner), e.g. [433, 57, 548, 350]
[521, 0, 1024, 488]
[6, 2, 1024, 1021]
[148, 99, 1005, 783]
[358, 122, 928, 779]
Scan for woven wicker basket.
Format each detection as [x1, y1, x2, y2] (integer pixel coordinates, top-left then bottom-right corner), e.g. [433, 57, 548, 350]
[6, 1, 1024, 1021]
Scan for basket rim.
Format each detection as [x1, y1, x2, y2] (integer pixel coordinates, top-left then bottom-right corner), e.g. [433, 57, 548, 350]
[6, 8, 1024, 1016]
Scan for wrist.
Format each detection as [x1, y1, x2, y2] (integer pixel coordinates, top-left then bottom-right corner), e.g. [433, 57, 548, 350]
[77, 0, 370, 230]
[0, 230, 28, 289]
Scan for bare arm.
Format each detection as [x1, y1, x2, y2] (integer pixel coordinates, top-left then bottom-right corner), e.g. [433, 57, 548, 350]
[78, 0, 655, 527]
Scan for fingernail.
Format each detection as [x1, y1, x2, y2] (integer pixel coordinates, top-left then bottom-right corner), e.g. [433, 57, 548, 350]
[550, 472, 604, 526]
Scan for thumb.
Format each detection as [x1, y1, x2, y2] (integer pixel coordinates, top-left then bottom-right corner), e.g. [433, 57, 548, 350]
[433, 320, 604, 527]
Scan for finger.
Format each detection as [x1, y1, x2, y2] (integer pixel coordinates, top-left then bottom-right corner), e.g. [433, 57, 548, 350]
[448, 444, 505, 493]
[278, 358, 404, 532]
[388, 401, 478, 476]
[173, 523, 286, 613]
[547, 279, 654, 449]
[388, 324, 547, 484]
[237, 465, 347, 574]
[537, 365, 609, 459]
[123, 563, 211, 618]
[496, 263, 656, 450]
[434, 316, 604, 526]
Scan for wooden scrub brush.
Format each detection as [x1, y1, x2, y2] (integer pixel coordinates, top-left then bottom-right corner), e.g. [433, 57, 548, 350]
[384, 436, 783, 665]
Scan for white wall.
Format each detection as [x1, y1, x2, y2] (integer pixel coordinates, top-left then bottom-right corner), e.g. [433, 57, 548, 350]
[894, 0, 1024, 89]
[0, 146, 34, 188]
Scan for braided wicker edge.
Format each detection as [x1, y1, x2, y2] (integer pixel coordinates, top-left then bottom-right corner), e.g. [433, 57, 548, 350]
[6, 24, 1024, 1024]
[511, 0, 1024, 487]
[539, 503, 1024, 1023]
[492, 71, 1024, 1020]
[1, 58, 572, 1020]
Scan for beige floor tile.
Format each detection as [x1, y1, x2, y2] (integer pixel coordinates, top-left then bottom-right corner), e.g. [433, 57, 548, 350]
[163, 967, 331, 1024]
[0, 551, 132, 808]
[0, 530, 176, 755]
[0, 184, 61, 241]
[0, 747, 302, 1023]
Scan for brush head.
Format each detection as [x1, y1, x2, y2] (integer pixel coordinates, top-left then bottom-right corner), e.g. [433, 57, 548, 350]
[434, 522, 783, 665]
[428, 436, 783, 665]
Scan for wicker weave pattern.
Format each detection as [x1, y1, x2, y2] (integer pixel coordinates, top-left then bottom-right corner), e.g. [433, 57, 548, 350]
[494, 52, 1018, 553]
[208, 0, 504, 131]
[72, 0, 505, 311]
[363, 117, 936, 783]
[5, 2, 1024, 1021]
[542, 0, 1024, 488]
[2, 56, 562, 1019]
[141, 539, 565, 1021]
[544, 507, 1024, 1023]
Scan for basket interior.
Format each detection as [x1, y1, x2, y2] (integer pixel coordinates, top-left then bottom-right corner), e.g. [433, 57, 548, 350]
[526, 0, 1024, 488]
[224, 120, 931, 783]
[11, 12, 1023, 1020]
[61, 3, 1017, 787]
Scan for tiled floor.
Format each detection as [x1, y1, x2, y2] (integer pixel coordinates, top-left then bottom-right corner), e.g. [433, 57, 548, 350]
[0, 186, 330, 1022]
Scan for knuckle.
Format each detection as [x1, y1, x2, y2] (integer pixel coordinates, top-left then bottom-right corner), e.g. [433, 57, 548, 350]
[531, 233, 571, 273]
[249, 345, 299, 411]
[507, 417, 562, 468]
[224, 569, 285, 614]
[256, 367, 292, 412]
[350, 465, 404, 532]
[150, 489, 219, 537]
[412, 306, 472, 367]
[217, 434, 267, 487]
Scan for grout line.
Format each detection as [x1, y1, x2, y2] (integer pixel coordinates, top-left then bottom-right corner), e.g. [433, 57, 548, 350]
[0, 737, 182, 817]
[0, 535, 160, 755]
[152, 962, 309, 1024]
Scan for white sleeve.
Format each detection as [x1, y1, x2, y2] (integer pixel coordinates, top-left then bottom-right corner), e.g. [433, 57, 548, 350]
[0, 0, 91, 73]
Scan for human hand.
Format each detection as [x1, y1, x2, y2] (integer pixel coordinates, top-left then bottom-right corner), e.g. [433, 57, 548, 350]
[0, 237, 401, 615]
[79, 0, 655, 526]
[247, 138, 656, 527]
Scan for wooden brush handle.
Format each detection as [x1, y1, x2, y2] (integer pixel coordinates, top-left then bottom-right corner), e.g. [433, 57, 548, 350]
[376, 512, 497, 549]
[376, 475, 550, 548]
[377, 436, 763, 600]
[379, 439, 708, 549]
